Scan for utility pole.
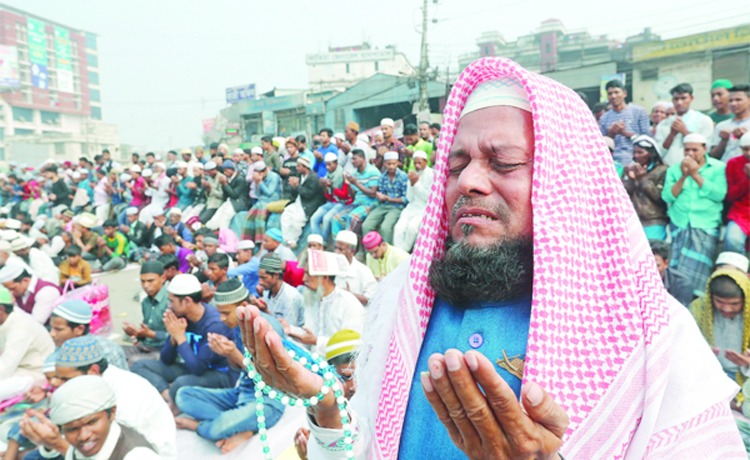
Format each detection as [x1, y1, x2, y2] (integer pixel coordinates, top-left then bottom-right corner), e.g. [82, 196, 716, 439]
[417, 0, 429, 113]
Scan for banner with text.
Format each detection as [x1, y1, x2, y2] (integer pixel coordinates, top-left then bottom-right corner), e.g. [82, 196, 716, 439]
[54, 26, 74, 93]
[0, 45, 20, 90]
[27, 18, 48, 89]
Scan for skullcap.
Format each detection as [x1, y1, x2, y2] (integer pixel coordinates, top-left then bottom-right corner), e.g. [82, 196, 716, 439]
[362, 231, 383, 251]
[53, 300, 93, 325]
[167, 274, 202, 296]
[49, 375, 116, 426]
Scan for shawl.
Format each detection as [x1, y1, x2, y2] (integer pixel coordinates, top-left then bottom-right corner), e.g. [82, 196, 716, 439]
[365, 58, 743, 459]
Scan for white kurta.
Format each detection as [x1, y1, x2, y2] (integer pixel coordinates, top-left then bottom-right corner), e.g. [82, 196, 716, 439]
[654, 111, 714, 167]
[302, 287, 365, 354]
[0, 309, 55, 400]
[335, 258, 377, 303]
[26, 248, 60, 284]
[394, 167, 434, 251]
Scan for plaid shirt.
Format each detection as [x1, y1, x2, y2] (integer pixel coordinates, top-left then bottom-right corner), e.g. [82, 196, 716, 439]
[378, 169, 409, 209]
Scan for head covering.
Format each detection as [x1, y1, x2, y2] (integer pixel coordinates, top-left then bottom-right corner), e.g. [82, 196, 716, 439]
[0, 263, 25, 283]
[141, 260, 165, 275]
[346, 121, 360, 132]
[125, 207, 139, 216]
[412, 150, 428, 161]
[652, 100, 673, 110]
[0, 286, 11, 304]
[259, 254, 283, 274]
[42, 352, 56, 373]
[0, 240, 10, 252]
[383, 151, 399, 162]
[168, 274, 202, 296]
[683, 133, 707, 145]
[324, 153, 338, 163]
[716, 251, 750, 273]
[333, 132, 346, 142]
[297, 157, 311, 169]
[119, 173, 132, 182]
[128, 164, 142, 173]
[232, 148, 244, 155]
[49, 375, 117, 426]
[603, 136, 615, 152]
[214, 278, 249, 306]
[168, 207, 182, 216]
[222, 160, 235, 170]
[180, 148, 193, 155]
[53, 300, 92, 324]
[253, 161, 267, 172]
[336, 230, 358, 247]
[367, 58, 726, 459]
[266, 228, 283, 243]
[362, 231, 383, 251]
[325, 329, 362, 361]
[307, 250, 347, 276]
[460, 76, 531, 119]
[0, 230, 17, 241]
[4, 219, 21, 230]
[251, 146, 263, 155]
[204, 161, 217, 171]
[739, 132, 750, 148]
[203, 236, 219, 246]
[10, 236, 31, 251]
[712, 79, 733, 90]
[176, 161, 188, 169]
[56, 335, 104, 368]
[380, 118, 395, 128]
[142, 169, 154, 178]
[307, 234, 324, 246]
[236, 240, 255, 251]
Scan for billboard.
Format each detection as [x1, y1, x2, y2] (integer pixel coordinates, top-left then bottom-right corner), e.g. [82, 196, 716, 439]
[0, 45, 20, 90]
[632, 25, 750, 62]
[54, 27, 74, 93]
[27, 18, 48, 89]
[226, 83, 256, 104]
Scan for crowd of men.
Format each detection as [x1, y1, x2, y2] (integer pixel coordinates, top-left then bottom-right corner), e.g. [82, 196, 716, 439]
[0, 71, 748, 458]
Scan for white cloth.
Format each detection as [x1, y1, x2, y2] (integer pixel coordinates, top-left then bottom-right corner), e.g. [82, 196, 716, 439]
[394, 167, 434, 251]
[25, 247, 59, 284]
[102, 365, 177, 459]
[0, 375, 33, 401]
[302, 287, 365, 355]
[93, 177, 109, 207]
[0, 308, 54, 382]
[709, 117, 750, 163]
[263, 282, 305, 328]
[63, 422, 160, 460]
[41, 235, 66, 259]
[206, 200, 236, 230]
[280, 200, 307, 245]
[334, 258, 377, 304]
[18, 275, 62, 324]
[654, 110, 714, 166]
[257, 245, 297, 263]
[713, 314, 749, 377]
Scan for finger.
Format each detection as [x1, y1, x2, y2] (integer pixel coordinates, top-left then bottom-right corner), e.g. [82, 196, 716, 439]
[522, 381, 569, 440]
[421, 365, 462, 447]
[264, 326, 321, 396]
[426, 353, 482, 449]
[236, 306, 258, 355]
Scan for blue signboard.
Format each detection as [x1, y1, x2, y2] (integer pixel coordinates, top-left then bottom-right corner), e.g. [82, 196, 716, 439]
[31, 63, 48, 90]
[226, 84, 256, 104]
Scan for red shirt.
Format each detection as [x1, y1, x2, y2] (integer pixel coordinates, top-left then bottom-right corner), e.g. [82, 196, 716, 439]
[726, 155, 750, 234]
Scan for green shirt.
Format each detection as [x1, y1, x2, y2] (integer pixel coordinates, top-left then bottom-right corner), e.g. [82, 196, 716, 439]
[105, 231, 130, 258]
[140, 286, 169, 349]
[404, 139, 434, 172]
[709, 111, 733, 125]
[662, 157, 727, 230]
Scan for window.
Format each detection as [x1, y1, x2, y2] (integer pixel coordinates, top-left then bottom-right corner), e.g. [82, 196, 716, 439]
[41, 111, 60, 125]
[374, 61, 379, 71]
[89, 89, 101, 102]
[14, 128, 34, 136]
[88, 71, 99, 85]
[12, 107, 33, 122]
[86, 53, 98, 68]
[345, 63, 350, 74]
[55, 142, 66, 156]
[85, 32, 97, 51]
[90, 107, 102, 120]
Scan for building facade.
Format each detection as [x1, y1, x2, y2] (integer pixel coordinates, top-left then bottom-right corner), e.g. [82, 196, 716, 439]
[0, 4, 118, 163]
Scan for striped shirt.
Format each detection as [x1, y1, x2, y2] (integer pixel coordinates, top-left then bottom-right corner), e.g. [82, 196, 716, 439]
[599, 104, 650, 166]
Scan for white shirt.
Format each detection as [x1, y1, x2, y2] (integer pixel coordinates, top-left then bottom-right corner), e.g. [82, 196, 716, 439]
[63, 422, 160, 460]
[40, 235, 65, 259]
[0, 309, 54, 380]
[93, 177, 109, 207]
[25, 247, 59, 284]
[335, 258, 377, 303]
[709, 117, 750, 163]
[102, 366, 177, 459]
[258, 245, 298, 263]
[19, 275, 62, 324]
[654, 110, 714, 166]
[302, 287, 364, 354]
[405, 166, 434, 209]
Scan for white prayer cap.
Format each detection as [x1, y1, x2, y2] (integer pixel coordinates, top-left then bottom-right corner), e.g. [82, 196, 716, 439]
[11, 235, 31, 251]
[72, 171, 81, 180]
[357, 133, 370, 143]
[0, 263, 25, 282]
[125, 207, 139, 216]
[4, 219, 21, 230]
[141, 169, 154, 178]
[383, 151, 399, 161]
[191, 222, 203, 231]
[324, 153, 338, 163]
[336, 230, 358, 247]
[77, 213, 99, 229]
[380, 118, 395, 128]
[119, 173, 132, 182]
[129, 164, 142, 173]
[180, 148, 193, 155]
[151, 208, 165, 217]
[253, 161, 267, 172]
[412, 150, 428, 161]
[176, 161, 188, 169]
[49, 375, 116, 426]
[168, 274, 202, 296]
[168, 207, 182, 216]
[333, 132, 345, 142]
[0, 240, 10, 252]
[740, 132, 750, 148]
[153, 162, 166, 170]
[652, 100, 673, 110]
[683, 133, 707, 145]
[251, 146, 263, 155]
[79, 169, 89, 175]
[460, 77, 531, 119]
[716, 252, 749, 273]
[193, 163, 204, 170]
[307, 234, 324, 246]
[0, 230, 18, 241]
[232, 148, 244, 155]
[236, 240, 255, 250]
[307, 250, 347, 276]
[204, 161, 217, 171]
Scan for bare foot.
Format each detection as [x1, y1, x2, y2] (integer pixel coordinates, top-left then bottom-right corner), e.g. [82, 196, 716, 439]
[174, 417, 199, 431]
[220, 431, 253, 454]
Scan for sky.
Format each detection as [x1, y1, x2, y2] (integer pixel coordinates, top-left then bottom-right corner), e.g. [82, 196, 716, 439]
[5, 0, 749, 151]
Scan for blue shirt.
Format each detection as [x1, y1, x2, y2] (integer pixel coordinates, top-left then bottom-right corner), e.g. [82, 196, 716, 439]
[227, 258, 260, 295]
[352, 165, 381, 208]
[378, 169, 409, 209]
[314, 144, 339, 178]
[399, 296, 532, 459]
[599, 104, 650, 166]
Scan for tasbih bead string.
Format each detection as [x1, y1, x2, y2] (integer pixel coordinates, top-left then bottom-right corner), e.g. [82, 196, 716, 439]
[244, 340, 355, 459]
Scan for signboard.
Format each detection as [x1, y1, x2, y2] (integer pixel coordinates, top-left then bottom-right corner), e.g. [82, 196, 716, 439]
[54, 27, 74, 93]
[27, 18, 48, 89]
[0, 45, 20, 90]
[632, 25, 750, 62]
[225, 128, 239, 136]
[600, 73, 626, 103]
[306, 48, 395, 65]
[226, 83, 256, 104]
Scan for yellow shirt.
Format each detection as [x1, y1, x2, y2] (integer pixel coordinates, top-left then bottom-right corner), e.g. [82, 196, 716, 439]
[366, 244, 409, 280]
[58, 259, 92, 287]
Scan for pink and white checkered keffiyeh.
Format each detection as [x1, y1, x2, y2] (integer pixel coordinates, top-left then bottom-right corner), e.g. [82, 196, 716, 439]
[369, 58, 743, 458]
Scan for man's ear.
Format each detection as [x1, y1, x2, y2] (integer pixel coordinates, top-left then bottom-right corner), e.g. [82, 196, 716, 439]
[88, 364, 101, 376]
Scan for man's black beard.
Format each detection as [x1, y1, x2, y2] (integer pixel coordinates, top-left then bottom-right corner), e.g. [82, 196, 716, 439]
[428, 236, 533, 308]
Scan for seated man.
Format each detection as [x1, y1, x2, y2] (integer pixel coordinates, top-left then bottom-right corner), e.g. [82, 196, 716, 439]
[334, 231, 376, 305]
[202, 253, 230, 302]
[130, 274, 236, 413]
[49, 299, 129, 370]
[690, 269, 750, 397]
[280, 156, 326, 249]
[227, 240, 260, 295]
[158, 254, 180, 284]
[257, 228, 297, 263]
[361, 151, 409, 244]
[649, 239, 694, 307]
[156, 235, 193, 274]
[11, 236, 58, 284]
[97, 219, 129, 271]
[57, 245, 92, 288]
[120, 206, 149, 261]
[363, 230, 409, 281]
[48, 375, 160, 459]
[174, 279, 285, 454]
[165, 208, 195, 245]
[310, 153, 351, 243]
[122, 261, 169, 365]
[0, 286, 55, 401]
[394, 150, 434, 251]
[0, 265, 61, 324]
[251, 254, 304, 329]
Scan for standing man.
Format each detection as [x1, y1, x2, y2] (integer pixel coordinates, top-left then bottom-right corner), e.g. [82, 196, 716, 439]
[655, 83, 715, 166]
[723, 132, 750, 253]
[598, 79, 650, 166]
[361, 151, 409, 244]
[662, 133, 727, 299]
[373, 118, 408, 171]
[403, 124, 434, 171]
[710, 84, 750, 163]
[709, 79, 734, 124]
[313, 129, 339, 178]
[419, 121, 432, 144]
[123, 261, 169, 365]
